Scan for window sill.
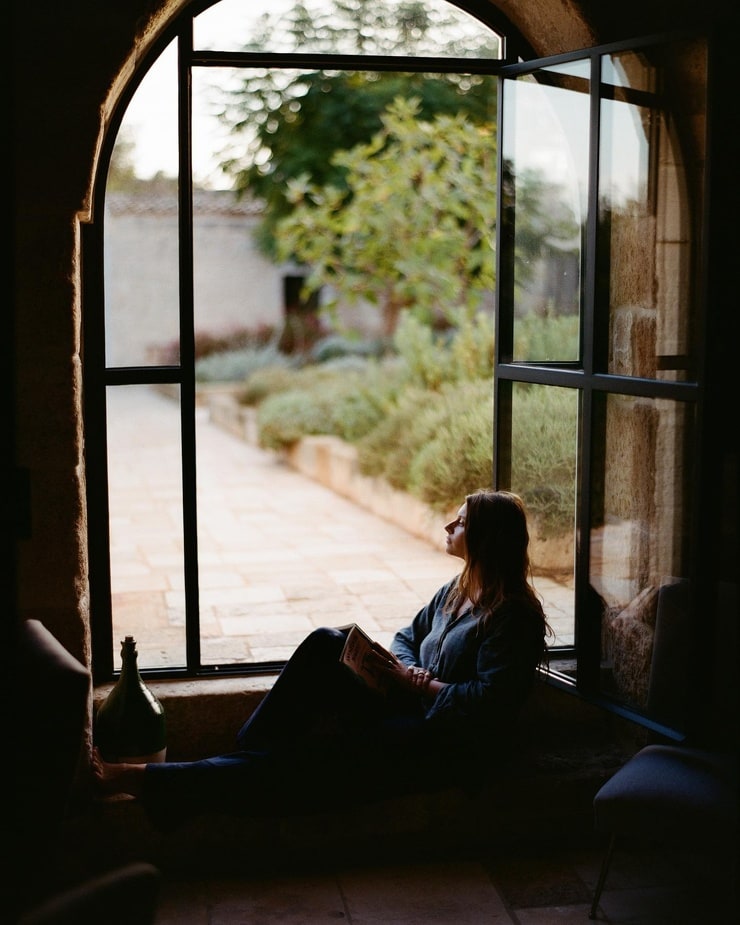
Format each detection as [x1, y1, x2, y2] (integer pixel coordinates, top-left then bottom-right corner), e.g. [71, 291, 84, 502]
[93, 674, 275, 761]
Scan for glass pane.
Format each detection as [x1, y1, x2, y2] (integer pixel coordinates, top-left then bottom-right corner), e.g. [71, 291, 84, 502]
[194, 0, 502, 58]
[509, 382, 578, 648]
[105, 41, 180, 368]
[502, 61, 589, 363]
[192, 60, 497, 666]
[191, 64, 497, 332]
[108, 385, 186, 669]
[194, 405, 312, 667]
[192, 71, 286, 337]
[600, 40, 705, 381]
[590, 393, 695, 725]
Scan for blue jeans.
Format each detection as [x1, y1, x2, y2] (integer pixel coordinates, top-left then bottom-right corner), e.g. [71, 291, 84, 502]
[142, 628, 431, 828]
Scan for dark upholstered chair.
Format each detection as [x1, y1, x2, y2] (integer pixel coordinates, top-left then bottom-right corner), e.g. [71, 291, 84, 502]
[9, 619, 161, 924]
[10, 619, 92, 916]
[589, 579, 738, 918]
[589, 744, 738, 917]
[16, 862, 161, 925]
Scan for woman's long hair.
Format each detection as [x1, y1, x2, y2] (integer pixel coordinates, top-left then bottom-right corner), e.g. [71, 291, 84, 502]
[447, 489, 552, 660]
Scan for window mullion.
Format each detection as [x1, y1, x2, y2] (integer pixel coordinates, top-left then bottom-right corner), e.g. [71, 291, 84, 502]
[179, 23, 201, 672]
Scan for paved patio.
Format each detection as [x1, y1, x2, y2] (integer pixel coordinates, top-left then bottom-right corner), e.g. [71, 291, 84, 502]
[106, 385, 573, 670]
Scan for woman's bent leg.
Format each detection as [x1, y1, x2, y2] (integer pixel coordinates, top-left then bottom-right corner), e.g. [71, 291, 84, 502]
[236, 627, 379, 750]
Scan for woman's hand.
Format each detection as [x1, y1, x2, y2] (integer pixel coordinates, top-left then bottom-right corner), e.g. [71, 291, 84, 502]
[405, 665, 434, 692]
[367, 649, 444, 700]
[379, 660, 439, 699]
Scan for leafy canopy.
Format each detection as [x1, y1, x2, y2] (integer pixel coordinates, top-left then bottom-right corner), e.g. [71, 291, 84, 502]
[275, 97, 497, 334]
[217, 0, 499, 254]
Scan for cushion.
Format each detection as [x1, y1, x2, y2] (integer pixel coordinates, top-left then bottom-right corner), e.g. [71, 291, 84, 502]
[593, 743, 738, 845]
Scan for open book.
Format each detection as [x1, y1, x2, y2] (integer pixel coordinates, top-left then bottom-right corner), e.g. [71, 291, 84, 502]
[339, 624, 397, 695]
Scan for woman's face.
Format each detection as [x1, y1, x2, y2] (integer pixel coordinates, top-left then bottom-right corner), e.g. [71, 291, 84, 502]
[444, 503, 467, 560]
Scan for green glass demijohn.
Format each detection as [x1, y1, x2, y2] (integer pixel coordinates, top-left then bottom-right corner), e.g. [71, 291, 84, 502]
[94, 635, 167, 763]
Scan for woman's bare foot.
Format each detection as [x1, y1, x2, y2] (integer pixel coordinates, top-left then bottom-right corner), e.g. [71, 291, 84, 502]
[92, 746, 146, 797]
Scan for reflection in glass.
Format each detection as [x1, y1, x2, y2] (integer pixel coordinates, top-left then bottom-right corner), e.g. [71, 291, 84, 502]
[590, 393, 694, 721]
[107, 385, 187, 670]
[600, 42, 705, 381]
[194, 0, 502, 58]
[502, 64, 588, 363]
[509, 382, 578, 646]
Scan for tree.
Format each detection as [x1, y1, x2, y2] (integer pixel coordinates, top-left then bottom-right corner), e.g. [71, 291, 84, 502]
[107, 127, 179, 196]
[216, 0, 499, 255]
[275, 97, 497, 335]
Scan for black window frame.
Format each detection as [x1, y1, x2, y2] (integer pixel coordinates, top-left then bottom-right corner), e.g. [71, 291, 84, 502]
[494, 32, 708, 736]
[85, 0, 520, 684]
[83, 3, 710, 742]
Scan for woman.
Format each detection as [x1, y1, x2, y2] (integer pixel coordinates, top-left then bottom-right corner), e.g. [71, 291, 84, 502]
[93, 489, 551, 826]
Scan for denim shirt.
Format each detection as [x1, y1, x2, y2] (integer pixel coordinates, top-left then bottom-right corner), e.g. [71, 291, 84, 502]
[391, 577, 545, 731]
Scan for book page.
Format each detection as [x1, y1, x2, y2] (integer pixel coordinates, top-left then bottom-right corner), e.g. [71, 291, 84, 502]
[339, 624, 396, 694]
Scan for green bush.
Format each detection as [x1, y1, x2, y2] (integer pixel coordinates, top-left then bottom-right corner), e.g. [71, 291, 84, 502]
[257, 389, 333, 450]
[447, 307, 495, 382]
[328, 359, 406, 442]
[355, 379, 493, 513]
[246, 308, 577, 535]
[407, 379, 494, 511]
[155, 324, 277, 365]
[195, 343, 289, 383]
[392, 307, 494, 390]
[512, 313, 580, 362]
[256, 359, 403, 450]
[309, 333, 389, 363]
[239, 359, 358, 408]
[356, 387, 440, 491]
[238, 364, 303, 406]
[510, 383, 578, 536]
[391, 312, 454, 390]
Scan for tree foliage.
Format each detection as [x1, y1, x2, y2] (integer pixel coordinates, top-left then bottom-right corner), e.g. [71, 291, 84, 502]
[217, 0, 498, 254]
[275, 97, 497, 333]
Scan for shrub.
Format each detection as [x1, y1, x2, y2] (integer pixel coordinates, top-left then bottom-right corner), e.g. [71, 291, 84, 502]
[194, 343, 289, 383]
[511, 313, 580, 361]
[238, 364, 303, 406]
[327, 359, 406, 442]
[356, 379, 493, 512]
[407, 379, 494, 511]
[447, 306, 495, 382]
[153, 325, 277, 365]
[356, 387, 442, 491]
[309, 333, 389, 364]
[392, 307, 494, 391]
[391, 312, 451, 390]
[510, 383, 578, 536]
[256, 357, 406, 450]
[257, 389, 333, 450]
[246, 309, 575, 535]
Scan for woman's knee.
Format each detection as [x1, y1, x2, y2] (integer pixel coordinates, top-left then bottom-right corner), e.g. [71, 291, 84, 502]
[300, 626, 347, 654]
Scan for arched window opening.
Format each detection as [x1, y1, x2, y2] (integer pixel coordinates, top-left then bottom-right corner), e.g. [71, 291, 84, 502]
[96, 0, 507, 675]
[89, 1, 709, 739]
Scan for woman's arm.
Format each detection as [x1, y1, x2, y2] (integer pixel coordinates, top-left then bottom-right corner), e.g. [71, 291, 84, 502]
[426, 603, 544, 724]
[391, 578, 457, 665]
[376, 659, 448, 701]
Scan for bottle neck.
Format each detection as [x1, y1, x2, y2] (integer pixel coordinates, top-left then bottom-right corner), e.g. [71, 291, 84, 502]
[118, 637, 140, 684]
